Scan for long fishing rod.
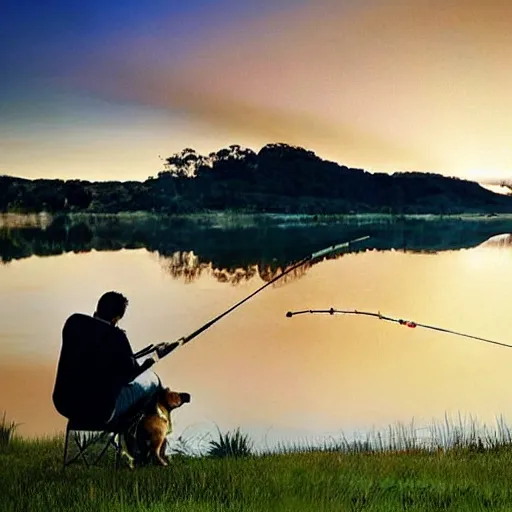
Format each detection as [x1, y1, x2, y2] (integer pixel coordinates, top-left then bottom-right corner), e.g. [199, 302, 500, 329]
[285, 308, 512, 350]
[137, 236, 370, 361]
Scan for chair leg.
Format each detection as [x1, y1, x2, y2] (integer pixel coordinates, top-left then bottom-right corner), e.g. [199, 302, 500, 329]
[73, 432, 91, 467]
[63, 423, 70, 468]
[62, 424, 137, 469]
[66, 431, 104, 466]
[93, 433, 118, 465]
[115, 433, 122, 469]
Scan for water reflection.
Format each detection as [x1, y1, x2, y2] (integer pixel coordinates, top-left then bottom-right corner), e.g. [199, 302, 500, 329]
[3, 215, 512, 447]
[3, 214, 512, 283]
[160, 250, 311, 286]
[480, 233, 512, 247]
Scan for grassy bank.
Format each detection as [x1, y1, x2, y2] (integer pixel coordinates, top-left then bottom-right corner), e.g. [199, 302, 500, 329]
[4, 433, 512, 511]
[4, 210, 512, 229]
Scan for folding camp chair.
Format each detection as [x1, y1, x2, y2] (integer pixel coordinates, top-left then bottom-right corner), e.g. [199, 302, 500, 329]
[63, 417, 126, 468]
[62, 343, 158, 469]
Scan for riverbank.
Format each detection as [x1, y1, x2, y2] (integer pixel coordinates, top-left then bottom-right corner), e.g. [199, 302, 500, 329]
[3, 434, 512, 511]
[3, 210, 512, 230]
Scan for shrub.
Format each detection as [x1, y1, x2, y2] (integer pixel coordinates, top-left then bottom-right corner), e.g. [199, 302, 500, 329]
[207, 428, 253, 458]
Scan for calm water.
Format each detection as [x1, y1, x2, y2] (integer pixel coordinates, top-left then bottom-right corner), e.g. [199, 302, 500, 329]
[2, 214, 512, 450]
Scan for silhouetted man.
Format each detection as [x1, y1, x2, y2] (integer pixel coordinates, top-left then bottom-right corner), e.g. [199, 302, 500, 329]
[53, 291, 162, 424]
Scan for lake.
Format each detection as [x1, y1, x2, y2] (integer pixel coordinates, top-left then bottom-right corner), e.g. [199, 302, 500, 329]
[2, 213, 512, 451]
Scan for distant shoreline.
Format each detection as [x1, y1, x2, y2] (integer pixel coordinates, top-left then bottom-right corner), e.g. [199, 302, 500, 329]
[3, 143, 512, 215]
[2, 210, 512, 224]
[3, 211, 512, 243]
[0, 210, 511, 227]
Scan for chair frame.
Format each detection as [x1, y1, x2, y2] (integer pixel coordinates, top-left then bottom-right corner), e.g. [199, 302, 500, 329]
[63, 421, 125, 468]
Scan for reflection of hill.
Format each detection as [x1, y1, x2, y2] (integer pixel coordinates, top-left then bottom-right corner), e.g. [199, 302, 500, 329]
[3, 215, 512, 283]
[478, 234, 512, 248]
[161, 251, 311, 284]
[162, 252, 259, 284]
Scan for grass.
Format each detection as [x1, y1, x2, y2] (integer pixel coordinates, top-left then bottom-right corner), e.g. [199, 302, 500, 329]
[206, 428, 253, 459]
[5, 418, 512, 511]
[0, 412, 19, 448]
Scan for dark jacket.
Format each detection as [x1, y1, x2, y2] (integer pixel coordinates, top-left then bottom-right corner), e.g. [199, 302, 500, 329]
[52, 313, 145, 423]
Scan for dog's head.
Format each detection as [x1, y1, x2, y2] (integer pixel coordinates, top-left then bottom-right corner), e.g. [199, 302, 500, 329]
[160, 387, 191, 411]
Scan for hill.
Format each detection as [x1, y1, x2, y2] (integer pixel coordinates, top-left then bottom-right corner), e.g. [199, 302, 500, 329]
[2, 143, 512, 214]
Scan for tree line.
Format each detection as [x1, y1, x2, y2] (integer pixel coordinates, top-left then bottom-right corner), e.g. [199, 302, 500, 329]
[2, 143, 512, 214]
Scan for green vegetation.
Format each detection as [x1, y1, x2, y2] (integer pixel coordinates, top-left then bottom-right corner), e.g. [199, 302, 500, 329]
[4, 417, 512, 511]
[2, 143, 512, 215]
[207, 428, 253, 459]
[0, 412, 19, 449]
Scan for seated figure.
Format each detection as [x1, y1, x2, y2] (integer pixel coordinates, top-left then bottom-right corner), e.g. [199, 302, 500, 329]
[53, 291, 162, 426]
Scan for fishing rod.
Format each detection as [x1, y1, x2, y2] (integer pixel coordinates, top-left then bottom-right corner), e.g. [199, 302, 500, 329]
[136, 236, 370, 361]
[285, 308, 512, 350]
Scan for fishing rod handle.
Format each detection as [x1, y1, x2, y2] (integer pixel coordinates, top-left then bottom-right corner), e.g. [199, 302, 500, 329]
[156, 340, 183, 358]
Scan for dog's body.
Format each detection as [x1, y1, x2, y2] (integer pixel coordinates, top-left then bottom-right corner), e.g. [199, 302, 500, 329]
[128, 388, 190, 467]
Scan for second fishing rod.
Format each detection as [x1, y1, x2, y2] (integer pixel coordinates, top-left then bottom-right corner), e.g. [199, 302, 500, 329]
[285, 308, 512, 350]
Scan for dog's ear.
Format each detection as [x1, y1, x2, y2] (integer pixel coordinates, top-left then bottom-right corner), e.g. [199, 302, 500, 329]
[158, 387, 169, 401]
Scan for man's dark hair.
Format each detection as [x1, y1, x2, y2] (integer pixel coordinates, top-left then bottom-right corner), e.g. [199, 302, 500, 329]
[95, 291, 129, 322]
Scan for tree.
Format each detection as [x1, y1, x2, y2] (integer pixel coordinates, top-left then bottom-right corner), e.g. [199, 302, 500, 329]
[65, 181, 92, 210]
[164, 148, 209, 178]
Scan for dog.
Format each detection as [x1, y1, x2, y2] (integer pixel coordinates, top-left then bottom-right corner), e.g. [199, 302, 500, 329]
[129, 387, 191, 467]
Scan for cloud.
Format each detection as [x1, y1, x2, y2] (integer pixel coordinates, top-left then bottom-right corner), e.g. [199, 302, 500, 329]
[65, 0, 512, 177]
[77, 60, 434, 169]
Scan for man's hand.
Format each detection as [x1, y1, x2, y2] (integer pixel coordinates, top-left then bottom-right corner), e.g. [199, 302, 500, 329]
[139, 357, 156, 371]
[156, 341, 181, 359]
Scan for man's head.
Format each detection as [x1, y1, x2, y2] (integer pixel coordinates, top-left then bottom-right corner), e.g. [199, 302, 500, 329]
[94, 291, 129, 325]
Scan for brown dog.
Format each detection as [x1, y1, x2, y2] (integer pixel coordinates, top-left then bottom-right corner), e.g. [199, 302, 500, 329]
[133, 388, 191, 466]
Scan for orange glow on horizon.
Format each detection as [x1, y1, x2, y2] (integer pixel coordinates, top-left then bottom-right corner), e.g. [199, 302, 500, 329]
[3, 0, 512, 182]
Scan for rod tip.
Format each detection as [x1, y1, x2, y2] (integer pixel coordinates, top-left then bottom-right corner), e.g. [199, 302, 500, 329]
[286, 311, 293, 318]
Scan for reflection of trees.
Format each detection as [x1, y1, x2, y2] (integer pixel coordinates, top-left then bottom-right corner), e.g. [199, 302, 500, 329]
[160, 251, 312, 285]
[478, 234, 512, 248]
[163, 251, 205, 283]
[258, 262, 311, 286]
[162, 251, 260, 285]
[212, 266, 259, 285]
[3, 215, 512, 281]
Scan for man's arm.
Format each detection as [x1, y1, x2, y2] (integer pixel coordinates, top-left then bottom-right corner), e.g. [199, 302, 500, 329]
[115, 330, 155, 384]
[133, 341, 181, 361]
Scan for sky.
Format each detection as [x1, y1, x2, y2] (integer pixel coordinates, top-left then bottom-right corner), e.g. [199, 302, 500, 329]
[2, 0, 512, 182]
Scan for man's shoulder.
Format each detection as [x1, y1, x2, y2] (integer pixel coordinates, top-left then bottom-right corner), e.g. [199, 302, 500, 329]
[62, 313, 128, 341]
[63, 313, 91, 329]
[63, 313, 115, 335]
[65, 312, 90, 323]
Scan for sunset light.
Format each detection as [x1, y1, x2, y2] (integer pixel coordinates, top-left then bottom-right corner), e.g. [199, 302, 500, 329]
[4, 3, 512, 508]
[3, 0, 512, 182]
